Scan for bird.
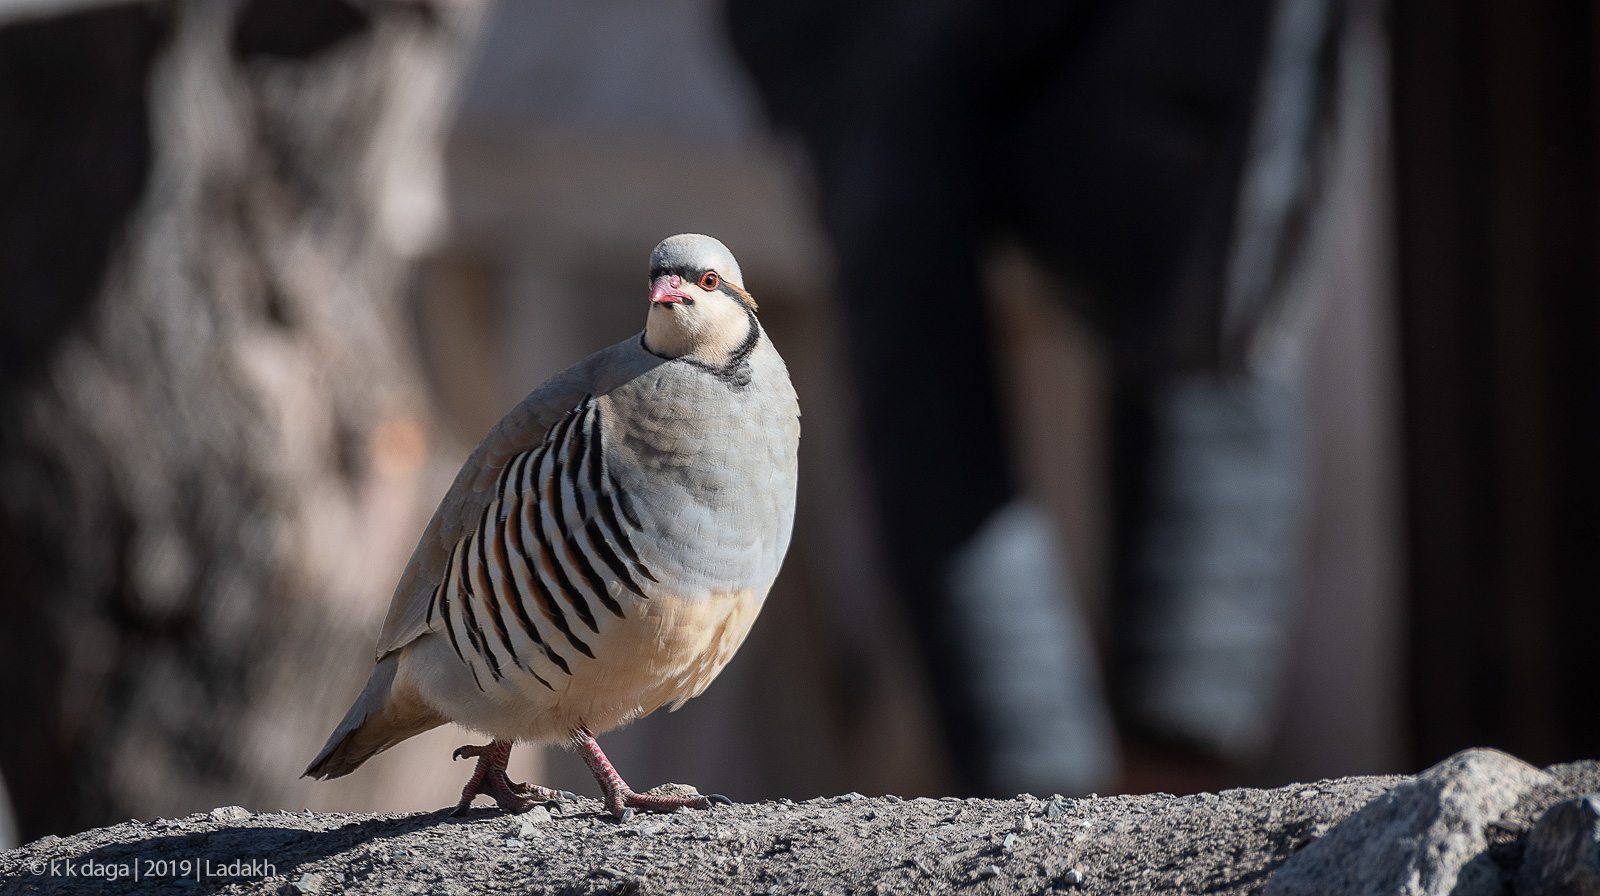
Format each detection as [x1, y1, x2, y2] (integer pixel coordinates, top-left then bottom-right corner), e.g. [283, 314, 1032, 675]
[304, 234, 800, 819]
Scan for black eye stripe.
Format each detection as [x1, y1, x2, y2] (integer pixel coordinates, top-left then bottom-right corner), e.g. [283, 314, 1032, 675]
[650, 263, 729, 285]
[650, 263, 695, 282]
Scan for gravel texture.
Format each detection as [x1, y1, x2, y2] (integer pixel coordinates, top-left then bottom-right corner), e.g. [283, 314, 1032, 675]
[0, 777, 1404, 895]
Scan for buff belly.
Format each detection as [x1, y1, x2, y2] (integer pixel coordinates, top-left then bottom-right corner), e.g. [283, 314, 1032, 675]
[403, 586, 768, 744]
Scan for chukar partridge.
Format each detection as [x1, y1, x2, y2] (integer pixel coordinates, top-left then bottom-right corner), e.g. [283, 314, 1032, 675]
[305, 234, 799, 819]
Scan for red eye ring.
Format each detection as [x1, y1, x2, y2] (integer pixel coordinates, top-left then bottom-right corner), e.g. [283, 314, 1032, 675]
[698, 271, 721, 291]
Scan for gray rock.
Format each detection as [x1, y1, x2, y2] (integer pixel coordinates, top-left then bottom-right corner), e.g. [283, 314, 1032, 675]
[1515, 795, 1600, 896]
[208, 805, 251, 822]
[503, 806, 552, 840]
[1266, 748, 1555, 896]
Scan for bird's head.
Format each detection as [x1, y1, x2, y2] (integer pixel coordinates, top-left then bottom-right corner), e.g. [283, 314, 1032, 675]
[642, 234, 759, 366]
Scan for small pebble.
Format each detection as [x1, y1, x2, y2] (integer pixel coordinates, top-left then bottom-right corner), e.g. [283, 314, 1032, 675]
[976, 864, 1002, 880]
[1063, 868, 1087, 887]
[1045, 798, 1067, 819]
[1002, 832, 1017, 851]
[505, 807, 551, 840]
[503, 838, 523, 849]
[646, 782, 702, 799]
[292, 872, 323, 894]
[210, 806, 252, 822]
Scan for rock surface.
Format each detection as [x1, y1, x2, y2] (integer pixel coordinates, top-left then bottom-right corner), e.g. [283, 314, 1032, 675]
[1266, 748, 1554, 896]
[1267, 751, 1600, 896]
[2, 778, 1400, 895]
[1, 751, 1596, 896]
[1516, 794, 1600, 896]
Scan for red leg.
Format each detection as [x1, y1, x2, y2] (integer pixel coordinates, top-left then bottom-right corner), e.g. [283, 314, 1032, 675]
[572, 727, 731, 820]
[450, 739, 570, 815]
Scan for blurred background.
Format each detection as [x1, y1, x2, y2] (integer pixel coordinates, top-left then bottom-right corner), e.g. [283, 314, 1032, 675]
[0, 0, 1594, 847]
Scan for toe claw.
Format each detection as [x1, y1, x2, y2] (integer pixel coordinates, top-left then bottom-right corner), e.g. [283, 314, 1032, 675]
[707, 793, 733, 806]
[616, 806, 634, 822]
[560, 791, 578, 801]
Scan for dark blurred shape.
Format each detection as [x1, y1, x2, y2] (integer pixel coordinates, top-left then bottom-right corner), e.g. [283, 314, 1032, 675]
[0, 9, 167, 839]
[0, 4, 167, 389]
[731, 0, 1277, 378]
[233, 0, 369, 62]
[1392, 0, 1600, 767]
[728, 0, 1326, 796]
[0, 0, 477, 840]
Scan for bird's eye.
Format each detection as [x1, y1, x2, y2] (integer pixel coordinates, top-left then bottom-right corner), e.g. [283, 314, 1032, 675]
[698, 271, 721, 291]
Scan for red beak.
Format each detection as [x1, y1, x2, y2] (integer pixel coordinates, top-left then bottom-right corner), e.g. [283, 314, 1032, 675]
[650, 275, 691, 305]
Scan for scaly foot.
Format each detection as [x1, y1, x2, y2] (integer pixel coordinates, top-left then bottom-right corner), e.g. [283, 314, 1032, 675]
[572, 727, 732, 821]
[450, 740, 571, 815]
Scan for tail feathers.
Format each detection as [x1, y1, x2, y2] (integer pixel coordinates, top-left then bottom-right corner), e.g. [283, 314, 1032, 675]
[304, 653, 445, 780]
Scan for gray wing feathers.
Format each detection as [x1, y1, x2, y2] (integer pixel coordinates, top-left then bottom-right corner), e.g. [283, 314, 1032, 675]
[373, 338, 666, 661]
[303, 653, 445, 779]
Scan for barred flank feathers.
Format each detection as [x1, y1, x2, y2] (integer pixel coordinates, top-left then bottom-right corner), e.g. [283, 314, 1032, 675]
[432, 398, 660, 694]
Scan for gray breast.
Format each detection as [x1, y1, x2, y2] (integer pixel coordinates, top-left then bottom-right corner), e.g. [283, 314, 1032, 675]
[599, 333, 800, 599]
